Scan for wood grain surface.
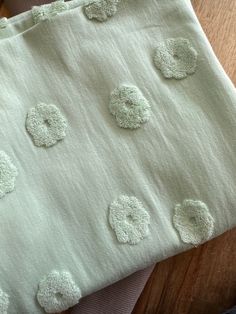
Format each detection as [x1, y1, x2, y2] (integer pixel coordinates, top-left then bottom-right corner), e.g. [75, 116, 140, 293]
[133, 1, 236, 314]
[0, 2, 8, 16]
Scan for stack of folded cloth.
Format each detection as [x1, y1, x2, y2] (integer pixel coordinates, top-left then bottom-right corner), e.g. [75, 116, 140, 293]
[0, 0, 235, 313]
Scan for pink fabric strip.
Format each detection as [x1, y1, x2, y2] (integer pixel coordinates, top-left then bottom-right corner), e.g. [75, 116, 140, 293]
[71, 265, 155, 314]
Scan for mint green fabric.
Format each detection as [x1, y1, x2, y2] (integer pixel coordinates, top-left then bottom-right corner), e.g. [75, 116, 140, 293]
[0, 0, 235, 313]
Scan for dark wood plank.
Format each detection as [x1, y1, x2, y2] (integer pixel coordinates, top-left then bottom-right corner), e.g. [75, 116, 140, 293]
[0, 3, 9, 17]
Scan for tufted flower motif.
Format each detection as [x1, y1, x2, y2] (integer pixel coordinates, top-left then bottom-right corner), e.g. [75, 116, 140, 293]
[32, 0, 68, 24]
[84, 0, 120, 22]
[109, 195, 150, 245]
[37, 270, 81, 313]
[0, 151, 18, 199]
[153, 38, 198, 79]
[173, 199, 214, 246]
[0, 288, 9, 314]
[26, 103, 67, 147]
[109, 85, 151, 129]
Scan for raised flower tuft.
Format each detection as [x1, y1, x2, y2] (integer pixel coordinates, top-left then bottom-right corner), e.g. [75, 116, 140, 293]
[37, 270, 81, 313]
[26, 103, 67, 147]
[109, 85, 151, 129]
[0, 151, 18, 199]
[84, 0, 120, 22]
[109, 195, 150, 245]
[32, 0, 68, 24]
[173, 199, 214, 246]
[154, 38, 198, 79]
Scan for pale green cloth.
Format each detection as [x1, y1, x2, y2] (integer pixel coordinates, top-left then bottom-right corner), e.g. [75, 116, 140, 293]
[0, 0, 235, 313]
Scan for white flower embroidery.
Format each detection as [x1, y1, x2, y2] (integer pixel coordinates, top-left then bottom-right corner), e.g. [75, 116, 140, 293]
[173, 199, 214, 246]
[0, 288, 9, 314]
[32, 0, 68, 24]
[154, 38, 198, 79]
[109, 195, 150, 245]
[84, 0, 120, 22]
[37, 270, 81, 313]
[109, 85, 151, 129]
[26, 103, 67, 147]
[0, 151, 18, 199]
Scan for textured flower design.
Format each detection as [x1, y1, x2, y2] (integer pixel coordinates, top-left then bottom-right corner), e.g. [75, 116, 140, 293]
[173, 199, 214, 246]
[109, 195, 150, 245]
[26, 103, 67, 147]
[0, 288, 9, 314]
[84, 0, 120, 22]
[153, 38, 198, 79]
[37, 270, 81, 313]
[32, 0, 68, 24]
[109, 85, 151, 129]
[0, 151, 18, 199]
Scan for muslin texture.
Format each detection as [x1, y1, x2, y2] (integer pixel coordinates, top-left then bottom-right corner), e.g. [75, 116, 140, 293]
[2, 1, 153, 313]
[0, 0, 235, 313]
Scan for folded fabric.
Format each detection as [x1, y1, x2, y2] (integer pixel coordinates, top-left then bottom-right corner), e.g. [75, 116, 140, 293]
[2, 1, 155, 313]
[222, 306, 236, 314]
[71, 265, 154, 314]
[0, 0, 235, 313]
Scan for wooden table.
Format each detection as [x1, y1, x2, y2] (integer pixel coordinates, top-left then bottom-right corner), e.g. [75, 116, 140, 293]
[133, 1, 236, 313]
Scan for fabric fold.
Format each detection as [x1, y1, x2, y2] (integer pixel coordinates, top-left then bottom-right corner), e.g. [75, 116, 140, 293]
[0, 0, 235, 313]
